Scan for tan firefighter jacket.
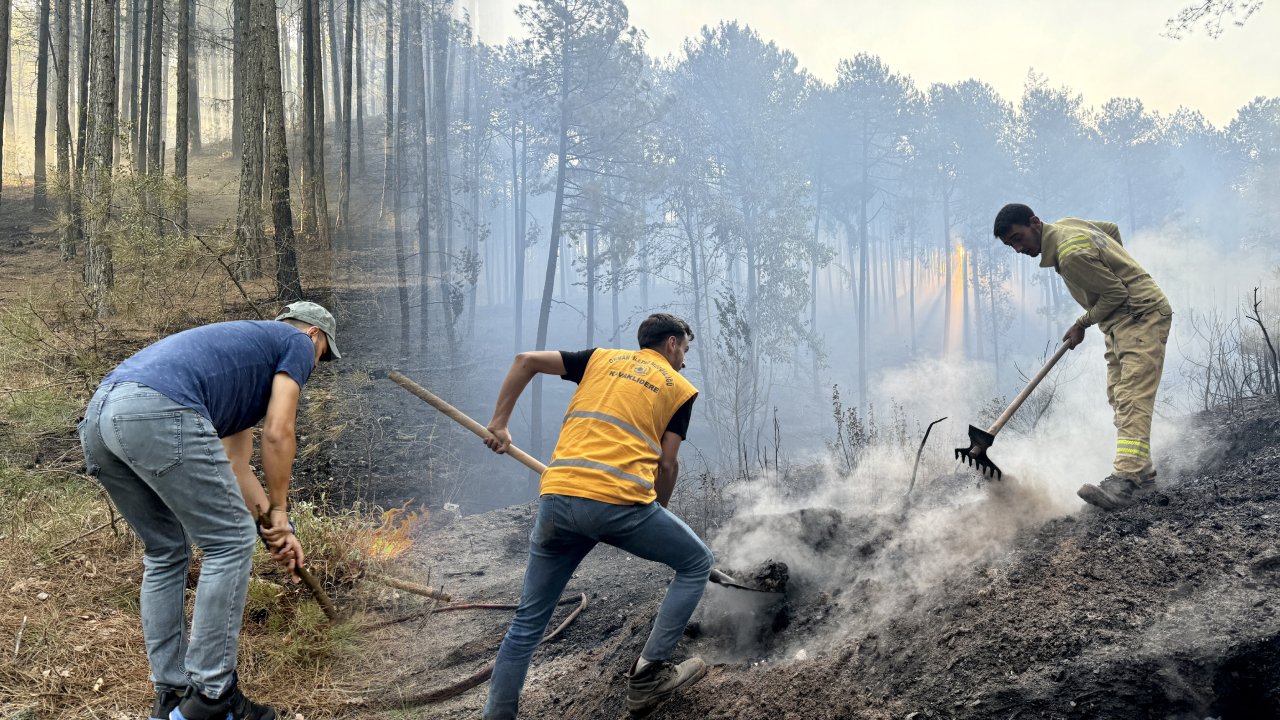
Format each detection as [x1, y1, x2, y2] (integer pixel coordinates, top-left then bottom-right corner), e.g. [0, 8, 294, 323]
[1039, 218, 1170, 332]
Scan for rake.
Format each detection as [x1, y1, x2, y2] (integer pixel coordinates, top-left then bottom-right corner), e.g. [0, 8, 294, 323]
[955, 341, 1072, 480]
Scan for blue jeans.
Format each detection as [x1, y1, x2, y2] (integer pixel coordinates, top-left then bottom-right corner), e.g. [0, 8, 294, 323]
[483, 494, 714, 720]
[78, 382, 255, 699]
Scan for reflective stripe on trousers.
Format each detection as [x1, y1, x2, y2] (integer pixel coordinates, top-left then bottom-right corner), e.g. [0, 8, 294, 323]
[1104, 307, 1172, 478]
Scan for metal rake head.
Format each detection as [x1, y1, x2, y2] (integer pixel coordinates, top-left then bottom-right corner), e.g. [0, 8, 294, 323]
[954, 424, 1002, 480]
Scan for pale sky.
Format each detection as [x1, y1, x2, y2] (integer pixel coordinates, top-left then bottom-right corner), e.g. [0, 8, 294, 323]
[468, 0, 1279, 128]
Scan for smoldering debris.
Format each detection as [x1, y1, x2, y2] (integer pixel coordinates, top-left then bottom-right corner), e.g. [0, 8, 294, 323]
[690, 560, 792, 660]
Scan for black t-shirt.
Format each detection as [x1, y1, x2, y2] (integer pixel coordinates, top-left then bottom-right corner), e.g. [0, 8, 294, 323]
[559, 349, 696, 440]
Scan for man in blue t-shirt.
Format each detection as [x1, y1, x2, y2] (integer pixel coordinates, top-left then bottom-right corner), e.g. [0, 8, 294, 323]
[77, 302, 341, 720]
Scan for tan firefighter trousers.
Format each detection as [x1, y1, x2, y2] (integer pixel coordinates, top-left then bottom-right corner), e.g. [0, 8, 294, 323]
[1102, 305, 1173, 478]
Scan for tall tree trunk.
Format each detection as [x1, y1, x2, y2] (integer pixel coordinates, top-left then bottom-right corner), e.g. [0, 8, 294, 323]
[83, 0, 117, 318]
[336, 0, 351, 230]
[531, 34, 571, 474]
[33, 0, 51, 211]
[354, 0, 363, 175]
[810, 176, 823, 398]
[857, 160, 869, 412]
[55, 0, 74, 258]
[512, 120, 526, 354]
[908, 209, 916, 356]
[231, 0, 243, 160]
[127, 0, 139, 158]
[310, 0, 331, 247]
[260, 0, 299, 299]
[585, 223, 595, 345]
[988, 261, 1000, 385]
[135, 0, 150, 170]
[941, 187, 952, 355]
[326, 0, 342, 135]
[430, 2, 454, 352]
[609, 238, 619, 342]
[174, 0, 187, 229]
[234, 0, 264, 278]
[300, 0, 316, 234]
[379, 0, 392, 217]
[961, 244, 971, 357]
[74, 0, 90, 172]
[187, 0, 199, 151]
[411, 0, 429, 351]
[392, 0, 409, 356]
[466, 38, 479, 335]
[144, 0, 161, 175]
[970, 249, 984, 361]
[0, 0, 10, 210]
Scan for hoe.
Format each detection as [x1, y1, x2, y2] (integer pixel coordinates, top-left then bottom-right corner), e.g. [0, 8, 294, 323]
[955, 342, 1072, 480]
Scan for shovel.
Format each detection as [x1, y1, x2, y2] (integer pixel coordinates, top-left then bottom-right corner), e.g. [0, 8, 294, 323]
[707, 568, 784, 594]
[387, 370, 780, 594]
[955, 341, 1072, 479]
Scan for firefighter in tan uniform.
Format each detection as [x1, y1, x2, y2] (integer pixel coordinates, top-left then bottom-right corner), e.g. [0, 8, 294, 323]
[994, 203, 1173, 511]
[481, 313, 713, 719]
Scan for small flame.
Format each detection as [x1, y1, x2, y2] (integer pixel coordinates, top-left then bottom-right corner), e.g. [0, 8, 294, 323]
[365, 506, 424, 560]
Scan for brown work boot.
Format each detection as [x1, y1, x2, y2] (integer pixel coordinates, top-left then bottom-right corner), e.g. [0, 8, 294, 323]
[626, 657, 707, 717]
[1078, 474, 1144, 511]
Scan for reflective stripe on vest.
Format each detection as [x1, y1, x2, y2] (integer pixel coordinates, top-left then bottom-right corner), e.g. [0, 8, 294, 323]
[564, 410, 662, 454]
[548, 457, 654, 489]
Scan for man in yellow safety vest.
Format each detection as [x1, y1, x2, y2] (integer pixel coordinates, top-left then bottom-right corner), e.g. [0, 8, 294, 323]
[994, 203, 1173, 511]
[481, 313, 712, 719]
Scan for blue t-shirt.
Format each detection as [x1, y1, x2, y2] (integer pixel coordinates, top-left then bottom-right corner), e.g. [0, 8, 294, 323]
[102, 320, 316, 437]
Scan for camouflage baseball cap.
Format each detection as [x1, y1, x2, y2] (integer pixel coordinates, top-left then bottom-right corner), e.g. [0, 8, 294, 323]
[275, 301, 341, 361]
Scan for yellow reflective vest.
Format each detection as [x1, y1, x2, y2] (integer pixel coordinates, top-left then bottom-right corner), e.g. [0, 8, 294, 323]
[541, 348, 698, 505]
[1039, 218, 1170, 332]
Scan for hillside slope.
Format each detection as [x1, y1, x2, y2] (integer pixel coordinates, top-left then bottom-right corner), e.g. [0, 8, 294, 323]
[368, 398, 1280, 719]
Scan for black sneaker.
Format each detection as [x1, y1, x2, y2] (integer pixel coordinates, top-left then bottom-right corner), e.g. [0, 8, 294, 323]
[171, 678, 278, 720]
[1078, 474, 1143, 511]
[625, 657, 707, 717]
[151, 688, 184, 719]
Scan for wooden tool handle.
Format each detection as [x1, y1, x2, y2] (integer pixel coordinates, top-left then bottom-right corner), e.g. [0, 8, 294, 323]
[986, 342, 1072, 437]
[387, 370, 549, 475]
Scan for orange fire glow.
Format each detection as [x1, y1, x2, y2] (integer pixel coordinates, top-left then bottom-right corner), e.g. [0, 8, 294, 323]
[364, 506, 425, 561]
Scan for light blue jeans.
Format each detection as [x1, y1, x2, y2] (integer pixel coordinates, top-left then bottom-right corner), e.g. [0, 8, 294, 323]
[78, 382, 255, 699]
[483, 494, 714, 720]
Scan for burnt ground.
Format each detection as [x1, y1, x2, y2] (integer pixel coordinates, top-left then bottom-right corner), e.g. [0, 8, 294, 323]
[351, 397, 1280, 720]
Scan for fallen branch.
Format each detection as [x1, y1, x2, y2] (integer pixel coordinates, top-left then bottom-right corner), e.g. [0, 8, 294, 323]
[367, 572, 452, 602]
[50, 521, 111, 554]
[15, 615, 27, 658]
[362, 592, 588, 709]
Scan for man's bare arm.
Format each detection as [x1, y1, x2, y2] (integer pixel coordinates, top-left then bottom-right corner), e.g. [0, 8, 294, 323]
[261, 372, 301, 511]
[654, 431, 683, 507]
[485, 351, 568, 454]
[222, 429, 268, 516]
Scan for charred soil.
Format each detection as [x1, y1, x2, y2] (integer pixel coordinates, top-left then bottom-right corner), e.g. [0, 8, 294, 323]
[361, 399, 1280, 720]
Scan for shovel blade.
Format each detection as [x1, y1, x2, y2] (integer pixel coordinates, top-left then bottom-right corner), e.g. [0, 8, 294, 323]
[954, 424, 1003, 480]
